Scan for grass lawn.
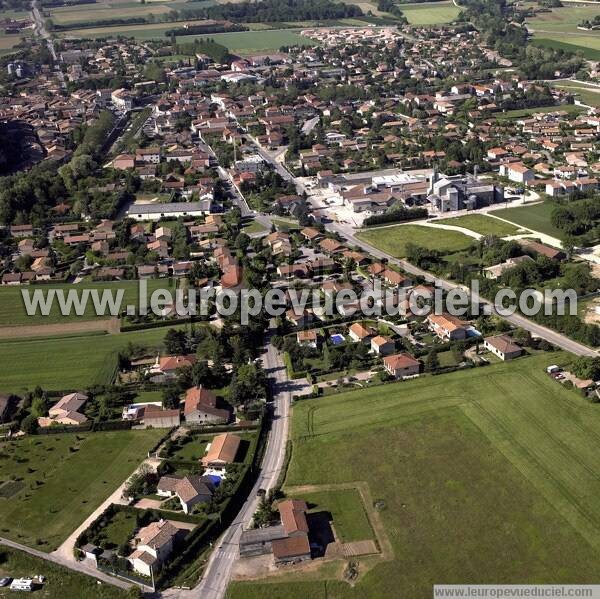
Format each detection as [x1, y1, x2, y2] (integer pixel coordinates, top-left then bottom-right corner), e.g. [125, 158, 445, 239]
[399, 1, 460, 25]
[357, 224, 472, 257]
[183, 29, 318, 53]
[0, 326, 180, 393]
[231, 352, 600, 598]
[495, 103, 584, 119]
[303, 489, 373, 543]
[243, 220, 268, 235]
[553, 81, 600, 109]
[0, 430, 163, 550]
[0, 279, 172, 326]
[0, 546, 126, 598]
[435, 214, 523, 237]
[490, 201, 565, 241]
[436, 349, 459, 367]
[86, 508, 137, 550]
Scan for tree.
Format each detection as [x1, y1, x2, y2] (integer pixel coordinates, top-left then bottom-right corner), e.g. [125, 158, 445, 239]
[425, 349, 440, 372]
[571, 356, 600, 381]
[20, 414, 39, 435]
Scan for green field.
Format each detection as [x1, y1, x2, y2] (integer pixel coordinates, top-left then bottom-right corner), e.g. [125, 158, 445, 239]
[531, 37, 600, 61]
[230, 353, 600, 598]
[399, 1, 460, 25]
[0, 279, 171, 326]
[553, 81, 600, 109]
[436, 214, 523, 237]
[496, 103, 584, 120]
[490, 201, 565, 241]
[302, 489, 373, 544]
[0, 326, 177, 393]
[357, 224, 472, 257]
[526, 4, 600, 58]
[0, 546, 126, 598]
[0, 430, 163, 550]
[183, 29, 318, 53]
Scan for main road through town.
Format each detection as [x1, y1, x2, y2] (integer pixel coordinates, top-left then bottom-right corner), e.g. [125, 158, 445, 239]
[165, 336, 293, 599]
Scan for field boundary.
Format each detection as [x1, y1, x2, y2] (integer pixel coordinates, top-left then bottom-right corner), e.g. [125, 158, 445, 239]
[0, 318, 119, 339]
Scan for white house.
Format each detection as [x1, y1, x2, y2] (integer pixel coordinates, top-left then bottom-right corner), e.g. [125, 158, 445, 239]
[127, 201, 212, 221]
[499, 162, 534, 185]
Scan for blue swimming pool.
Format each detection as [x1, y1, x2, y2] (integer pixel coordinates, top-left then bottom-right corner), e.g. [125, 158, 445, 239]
[330, 334, 345, 345]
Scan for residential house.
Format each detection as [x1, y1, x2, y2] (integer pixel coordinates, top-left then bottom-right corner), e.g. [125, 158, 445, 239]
[426, 313, 469, 340]
[371, 335, 395, 356]
[184, 386, 231, 425]
[200, 432, 241, 468]
[348, 322, 375, 343]
[156, 475, 215, 514]
[483, 335, 522, 361]
[383, 353, 421, 378]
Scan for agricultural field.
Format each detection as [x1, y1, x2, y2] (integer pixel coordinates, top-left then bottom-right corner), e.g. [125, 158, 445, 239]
[0, 326, 179, 393]
[0, 546, 126, 598]
[357, 224, 472, 257]
[436, 214, 523, 237]
[552, 80, 600, 109]
[0, 430, 163, 550]
[186, 29, 318, 54]
[490, 201, 565, 241]
[230, 353, 600, 598]
[0, 278, 171, 326]
[48, 0, 175, 25]
[399, 1, 460, 25]
[526, 5, 600, 58]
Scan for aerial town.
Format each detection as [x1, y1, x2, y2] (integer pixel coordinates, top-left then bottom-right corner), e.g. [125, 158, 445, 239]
[2, 0, 600, 597]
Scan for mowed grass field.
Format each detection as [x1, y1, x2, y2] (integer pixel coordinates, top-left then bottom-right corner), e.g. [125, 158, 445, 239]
[183, 29, 318, 53]
[0, 326, 178, 392]
[229, 353, 600, 598]
[357, 224, 472, 256]
[531, 37, 600, 61]
[0, 279, 171, 326]
[436, 214, 523, 237]
[399, 1, 460, 25]
[0, 430, 163, 550]
[490, 201, 565, 241]
[553, 81, 600, 109]
[0, 546, 126, 598]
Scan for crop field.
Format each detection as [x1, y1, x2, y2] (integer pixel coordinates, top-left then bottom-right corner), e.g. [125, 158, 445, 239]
[399, 1, 460, 25]
[526, 5, 600, 35]
[0, 546, 126, 598]
[531, 37, 600, 61]
[185, 29, 318, 53]
[490, 201, 565, 241]
[229, 353, 600, 598]
[0, 279, 171, 326]
[0, 430, 163, 550]
[357, 224, 472, 256]
[48, 1, 175, 25]
[435, 214, 523, 237]
[0, 326, 179, 392]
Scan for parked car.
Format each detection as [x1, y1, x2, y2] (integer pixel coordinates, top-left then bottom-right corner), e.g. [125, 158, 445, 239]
[0, 577, 12, 587]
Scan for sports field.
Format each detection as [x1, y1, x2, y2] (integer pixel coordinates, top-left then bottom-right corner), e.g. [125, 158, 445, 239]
[0, 279, 170, 326]
[0, 430, 163, 550]
[229, 353, 600, 598]
[436, 214, 523, 237]
[357, 224, 472, 256]
[0, 326, 178, 392]
[490, 201, 565, 241]
[399, 1, 460, 25]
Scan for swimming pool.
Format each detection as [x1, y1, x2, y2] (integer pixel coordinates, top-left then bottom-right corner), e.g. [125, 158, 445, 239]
[330, 333, 345, 345]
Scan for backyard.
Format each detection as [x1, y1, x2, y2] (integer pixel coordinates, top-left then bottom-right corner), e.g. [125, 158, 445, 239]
[0, 430, 164, 550]
[0, 546, 126, 598]
[357, 224, 472, 257]
[230, 352, 600, 597]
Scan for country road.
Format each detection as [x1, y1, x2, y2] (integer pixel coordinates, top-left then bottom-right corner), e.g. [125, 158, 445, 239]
[165, 335, 302, 599]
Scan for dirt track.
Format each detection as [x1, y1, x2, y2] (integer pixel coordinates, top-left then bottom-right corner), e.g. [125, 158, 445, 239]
[0, 318, 119, 339]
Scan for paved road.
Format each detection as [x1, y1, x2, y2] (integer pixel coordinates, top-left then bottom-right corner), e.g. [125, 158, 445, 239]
[0, 537, 131, 590]
[251, 140, 598, 357]
[167, 337, 294, 599]
[31, 0, 65, 89]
